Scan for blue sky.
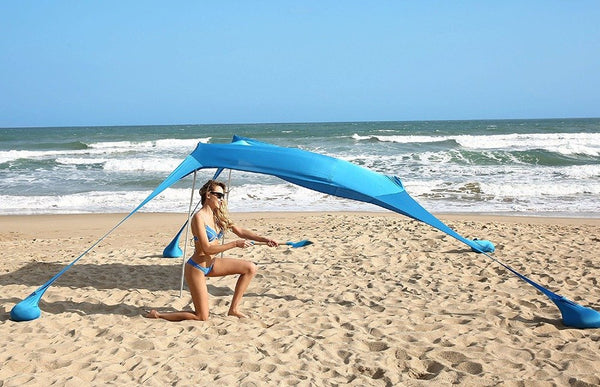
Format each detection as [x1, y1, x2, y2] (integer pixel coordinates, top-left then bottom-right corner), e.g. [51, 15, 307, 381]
[1, 1, 599, 127]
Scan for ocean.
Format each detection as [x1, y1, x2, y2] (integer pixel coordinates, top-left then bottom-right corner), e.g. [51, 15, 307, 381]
[1, 119, 599, 217]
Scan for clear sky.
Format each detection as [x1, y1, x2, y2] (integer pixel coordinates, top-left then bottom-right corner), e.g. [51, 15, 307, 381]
[1, 1, 599, 127]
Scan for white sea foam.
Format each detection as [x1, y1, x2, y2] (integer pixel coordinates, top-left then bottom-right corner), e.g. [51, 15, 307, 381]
[2, 174, 599, 215]
[103, 158, 185, 173]
[0, 190, 192, 215]
[88, 138, 208, 152]
[455, 133, 600, 156]
[0, 149, 72, 163]
[352, 132, 600, 157]
[0, 137, 210, 164]
[56, 157, 109, 165]
[560, 164, 600, 179]
[0, 185, 380, 215]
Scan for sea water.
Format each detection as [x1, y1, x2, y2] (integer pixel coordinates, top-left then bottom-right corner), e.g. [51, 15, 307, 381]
[1, 119, 599, 216]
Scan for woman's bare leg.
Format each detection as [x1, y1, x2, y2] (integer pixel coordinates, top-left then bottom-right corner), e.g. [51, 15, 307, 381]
[209, 258, 257, 318]
[145, 264, 209, 321]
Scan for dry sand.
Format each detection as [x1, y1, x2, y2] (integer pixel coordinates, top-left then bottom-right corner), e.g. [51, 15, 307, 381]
[1, 212, 599, 386]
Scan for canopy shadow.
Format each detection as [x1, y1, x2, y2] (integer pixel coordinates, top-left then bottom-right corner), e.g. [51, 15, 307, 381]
[0, 262, 182, 292]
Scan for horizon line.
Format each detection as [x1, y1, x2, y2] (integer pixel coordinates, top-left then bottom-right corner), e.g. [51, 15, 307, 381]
[2, 116, 600, 130]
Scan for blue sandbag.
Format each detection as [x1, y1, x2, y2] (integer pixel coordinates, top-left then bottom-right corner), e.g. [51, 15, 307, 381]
[10, 293, 42, 321]
[162, 238, 183, 258]
[471, 239, 495, 253]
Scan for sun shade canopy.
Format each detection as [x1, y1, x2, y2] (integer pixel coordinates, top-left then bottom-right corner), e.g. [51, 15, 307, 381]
[11, 135, 600, 328]
[140, 135, 483, 251]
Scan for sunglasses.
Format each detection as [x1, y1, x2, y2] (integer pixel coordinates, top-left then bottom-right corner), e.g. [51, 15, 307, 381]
[210, 191, 225, 199]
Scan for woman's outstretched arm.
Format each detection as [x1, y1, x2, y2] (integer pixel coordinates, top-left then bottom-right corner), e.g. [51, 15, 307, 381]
[231, 225, 278, 247]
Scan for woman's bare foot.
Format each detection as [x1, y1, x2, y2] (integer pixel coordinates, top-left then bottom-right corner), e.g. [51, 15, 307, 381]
[227, 309, 248, 319]
[145, 309, 160, 319]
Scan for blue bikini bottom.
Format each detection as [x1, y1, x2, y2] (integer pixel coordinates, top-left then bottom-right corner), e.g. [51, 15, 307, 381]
[187, 258, 213, 276]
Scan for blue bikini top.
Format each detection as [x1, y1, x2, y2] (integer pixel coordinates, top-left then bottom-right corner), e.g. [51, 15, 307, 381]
[204, 224, 224, 242]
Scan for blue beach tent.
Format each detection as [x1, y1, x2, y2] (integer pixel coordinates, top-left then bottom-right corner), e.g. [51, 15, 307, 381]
[10, 136, 600, 328]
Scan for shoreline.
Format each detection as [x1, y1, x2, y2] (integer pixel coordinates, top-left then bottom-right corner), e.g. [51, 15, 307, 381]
[3, 211, 600, 235]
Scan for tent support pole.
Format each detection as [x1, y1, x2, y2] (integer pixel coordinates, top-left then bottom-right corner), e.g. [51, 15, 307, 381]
[221, 169, 233, 257]
[180, 170, 197, 297]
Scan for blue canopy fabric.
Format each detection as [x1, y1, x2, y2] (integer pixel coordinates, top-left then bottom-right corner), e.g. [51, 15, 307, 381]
[158, 136, 482, 250]
[11, 135, 600, 328]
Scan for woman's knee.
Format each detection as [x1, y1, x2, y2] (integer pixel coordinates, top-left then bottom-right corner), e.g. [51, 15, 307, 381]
[246, 261, 257, 276]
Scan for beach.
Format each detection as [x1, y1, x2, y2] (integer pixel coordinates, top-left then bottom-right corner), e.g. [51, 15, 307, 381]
[1, 212, 599, 386]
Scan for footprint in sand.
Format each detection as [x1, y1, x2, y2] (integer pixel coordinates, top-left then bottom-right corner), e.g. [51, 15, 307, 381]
[130, 339, 155, 350]
[241, 362, 261, 372]
[337, 349, 352, 364]
[366, 341, 389, 352]
[455, 360, 484, 375]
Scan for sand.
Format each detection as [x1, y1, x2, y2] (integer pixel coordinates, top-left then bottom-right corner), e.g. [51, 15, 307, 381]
[1, 212, 599, 386]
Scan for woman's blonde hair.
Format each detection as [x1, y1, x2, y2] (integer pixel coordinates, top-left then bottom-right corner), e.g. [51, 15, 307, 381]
[199, 180, 234, 231]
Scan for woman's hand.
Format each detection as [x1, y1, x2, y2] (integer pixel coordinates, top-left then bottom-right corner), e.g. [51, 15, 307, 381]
[235, 239, 254, 249]
[265, 239, 279, 247]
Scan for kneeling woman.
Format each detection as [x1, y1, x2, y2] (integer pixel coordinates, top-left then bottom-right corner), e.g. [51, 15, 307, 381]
[146, 180, 278, 321]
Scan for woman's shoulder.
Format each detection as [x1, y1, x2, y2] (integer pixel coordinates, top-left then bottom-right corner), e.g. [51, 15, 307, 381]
[192, 211, 207, 225]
